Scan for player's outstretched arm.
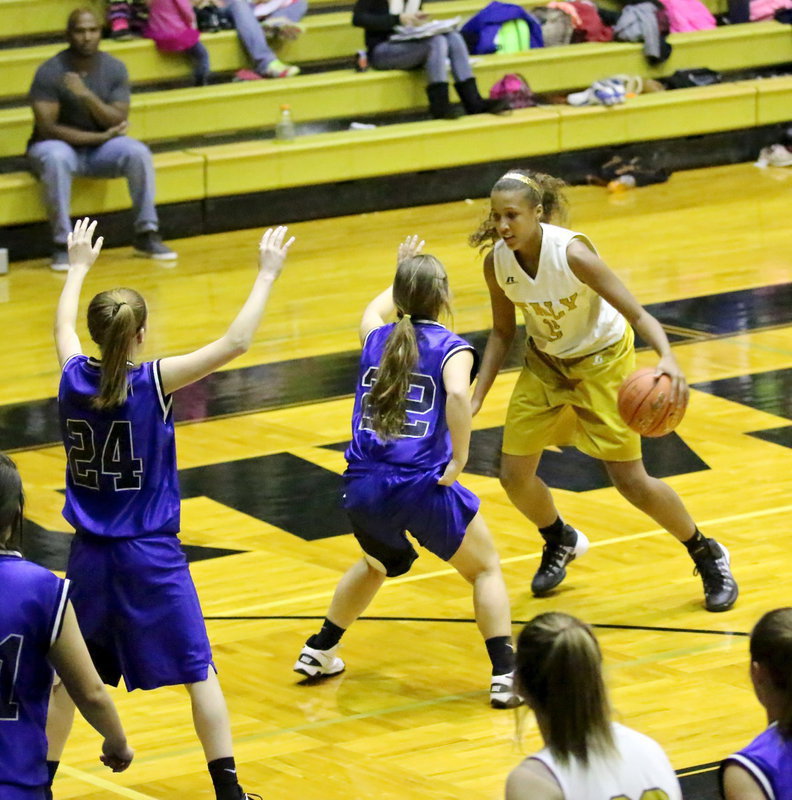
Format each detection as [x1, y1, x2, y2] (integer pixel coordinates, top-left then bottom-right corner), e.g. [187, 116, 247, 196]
[471, 250, 516, 416]
[48, 602, 133, 773]
[159, 226, 294, 396]
[54, 218, 104, 368]
[359, 235, 425, 344]
[438, 349, 475, 486]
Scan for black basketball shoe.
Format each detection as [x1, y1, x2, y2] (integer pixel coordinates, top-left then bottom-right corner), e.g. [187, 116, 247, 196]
[531, 526, 590, 597]
[693, 539, 738, 612]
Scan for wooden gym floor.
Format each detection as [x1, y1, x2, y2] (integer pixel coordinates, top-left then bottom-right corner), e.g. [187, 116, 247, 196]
[2, 161, 792, 799]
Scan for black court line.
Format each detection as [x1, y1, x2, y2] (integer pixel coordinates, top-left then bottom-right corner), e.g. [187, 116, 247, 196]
[206, 612, 728, 797]
[202, 614, 749, 638]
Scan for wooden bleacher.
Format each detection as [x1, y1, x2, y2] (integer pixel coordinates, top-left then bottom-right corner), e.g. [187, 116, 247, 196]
[2, 76, 790, 228]
[1, 22, 790, 160]
[1, 0, 788, 244]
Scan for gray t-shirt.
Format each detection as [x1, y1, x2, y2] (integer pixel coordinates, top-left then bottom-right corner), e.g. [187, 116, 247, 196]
[28, 50, 130, 141]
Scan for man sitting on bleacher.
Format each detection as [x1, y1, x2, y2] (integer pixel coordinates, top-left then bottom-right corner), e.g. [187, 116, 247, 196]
[27, 8, 177, 271]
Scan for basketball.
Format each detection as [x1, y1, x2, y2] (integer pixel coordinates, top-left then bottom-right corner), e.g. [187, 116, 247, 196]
[617, 367, 687, 437]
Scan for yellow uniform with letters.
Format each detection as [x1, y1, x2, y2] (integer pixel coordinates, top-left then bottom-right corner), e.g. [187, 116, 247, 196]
[493, 223, 641, 462]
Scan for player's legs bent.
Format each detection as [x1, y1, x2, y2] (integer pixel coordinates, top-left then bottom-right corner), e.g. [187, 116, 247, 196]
[326, 557, 387, 630]
[603, 458, 738, 611]
[499, 452, 589, 596]
[499, 452, 558, 528]
[603, 458, 695, 541]
[447, 512, 510, 642]
[447, 512, 520, 708]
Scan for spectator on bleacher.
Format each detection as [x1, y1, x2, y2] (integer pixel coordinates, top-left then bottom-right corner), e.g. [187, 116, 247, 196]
[720, 608, 792, 800]
[352, 0, 507, 119]
[506, 612, 683, 800]
[144, 0, 211, 85]
[107, 0, 148, 39]
[223, 0, 305, 79]
[27, 8, 177, 271]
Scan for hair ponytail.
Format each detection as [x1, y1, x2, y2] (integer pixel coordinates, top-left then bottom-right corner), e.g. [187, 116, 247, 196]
[469, 169, 569, 252]
[86, 288, 147, 410]
[515, 613, 615, 765]
[369, 315, 418, 440]
[368, 254, 451, 441]
[0, 453, 24, 552]
[750, 608, 792, 737]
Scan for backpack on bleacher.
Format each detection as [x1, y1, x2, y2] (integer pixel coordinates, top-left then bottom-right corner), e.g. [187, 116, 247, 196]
[489, 73, 536, 108]
[493, 19, 534, 52]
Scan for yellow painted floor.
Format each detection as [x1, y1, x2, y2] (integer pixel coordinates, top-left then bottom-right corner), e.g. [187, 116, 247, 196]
[3, 161, 792, 798]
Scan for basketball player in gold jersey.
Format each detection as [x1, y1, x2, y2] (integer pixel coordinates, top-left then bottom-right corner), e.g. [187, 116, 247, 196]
[469, 170, 737, 612]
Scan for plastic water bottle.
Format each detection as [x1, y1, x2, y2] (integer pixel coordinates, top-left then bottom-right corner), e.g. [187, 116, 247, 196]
[275, 104, 296, 142]
[607, 174, 636, 193]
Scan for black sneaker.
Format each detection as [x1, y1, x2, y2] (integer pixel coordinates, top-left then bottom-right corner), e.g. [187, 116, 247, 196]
[133, 231, 177, 261]
[531, 526, 590, 597]
[693, 539, 738, 612]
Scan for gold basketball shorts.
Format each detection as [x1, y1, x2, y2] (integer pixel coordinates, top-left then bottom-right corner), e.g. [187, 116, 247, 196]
[502, 326, 642, 462]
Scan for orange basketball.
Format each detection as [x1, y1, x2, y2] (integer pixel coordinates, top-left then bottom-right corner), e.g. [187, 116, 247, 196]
[617, 367, 687, 438]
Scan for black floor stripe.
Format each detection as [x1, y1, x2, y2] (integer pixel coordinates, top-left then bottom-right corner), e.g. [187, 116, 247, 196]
[203, 614, 749, 637]
[4, 282, 791, 453]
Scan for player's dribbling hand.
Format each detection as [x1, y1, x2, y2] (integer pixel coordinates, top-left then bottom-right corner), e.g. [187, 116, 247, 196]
[67, 217, 104, 271]
[397, 234, 425, 265]
[258, 225, 295, 280]
[100, 738, 134, 773]
[438, 458, 464, 486]
[655, 354, 688, 408]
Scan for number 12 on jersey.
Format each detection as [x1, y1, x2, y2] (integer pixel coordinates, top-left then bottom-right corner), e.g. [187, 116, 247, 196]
[359, 367, 437, 438]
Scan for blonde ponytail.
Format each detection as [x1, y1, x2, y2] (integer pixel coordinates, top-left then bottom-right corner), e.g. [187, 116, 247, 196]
[86, 288, 147, 410]
[515, 613, 615, 765]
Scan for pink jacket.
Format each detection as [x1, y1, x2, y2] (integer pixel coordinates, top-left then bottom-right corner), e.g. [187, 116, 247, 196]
[659, 0, 716, 31]
[143, 0, 201, 51]
[750, 0, 792, 19]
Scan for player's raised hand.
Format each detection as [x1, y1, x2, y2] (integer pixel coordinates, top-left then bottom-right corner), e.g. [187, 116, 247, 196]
[258, 226, 295, 281]
[67, 218, 104, 271]
[397, 234, 425, 265]
[100, 737, 133, 773]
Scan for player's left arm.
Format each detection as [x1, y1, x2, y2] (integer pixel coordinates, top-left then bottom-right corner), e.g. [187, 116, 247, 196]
[359, 286, 396, 345]
[567, 239, 688, 407]
[438, 349, 475, 486]
[359, 235, 425, 344]
[54, 218, 104, 368]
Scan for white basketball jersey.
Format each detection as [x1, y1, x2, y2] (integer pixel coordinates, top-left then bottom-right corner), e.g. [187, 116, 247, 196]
[530, 723, 683, 800]
[493, 223, 626, 358]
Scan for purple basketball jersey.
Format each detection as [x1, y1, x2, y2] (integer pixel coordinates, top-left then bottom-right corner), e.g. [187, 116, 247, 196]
[58, 355, 180, 537]
[345, 320, 478, 471]
[0, 554, 69, 793]
[721, 724, 792, 800]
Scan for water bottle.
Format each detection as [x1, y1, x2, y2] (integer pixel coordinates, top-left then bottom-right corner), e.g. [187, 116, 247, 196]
[607, 174, 636, 193]
[275, 104, 296, 142]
